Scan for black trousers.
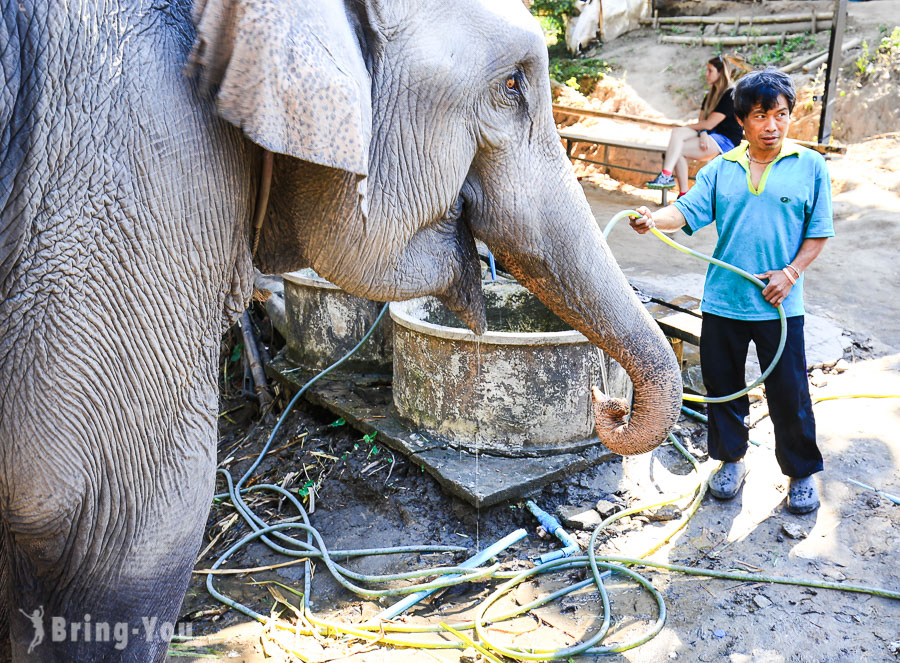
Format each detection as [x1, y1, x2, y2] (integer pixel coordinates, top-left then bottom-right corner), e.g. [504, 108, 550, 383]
[700, 313, 823, 478]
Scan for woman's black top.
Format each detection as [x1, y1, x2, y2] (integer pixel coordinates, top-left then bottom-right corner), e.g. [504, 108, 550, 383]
[705, 88, 743, 146]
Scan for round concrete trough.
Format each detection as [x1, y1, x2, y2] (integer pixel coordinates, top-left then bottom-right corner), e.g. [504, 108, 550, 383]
[390, 281, 631, 456]
[282, 269, 392, 378]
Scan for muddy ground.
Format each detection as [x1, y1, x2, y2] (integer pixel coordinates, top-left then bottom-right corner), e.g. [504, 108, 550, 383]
[173, 3, 900, 662]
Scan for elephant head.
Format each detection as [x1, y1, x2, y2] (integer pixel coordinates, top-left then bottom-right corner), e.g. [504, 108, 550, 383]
[189, 0, 682, 455]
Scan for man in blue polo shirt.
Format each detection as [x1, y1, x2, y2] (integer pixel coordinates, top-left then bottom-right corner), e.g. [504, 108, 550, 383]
[629, 68, 834, 514]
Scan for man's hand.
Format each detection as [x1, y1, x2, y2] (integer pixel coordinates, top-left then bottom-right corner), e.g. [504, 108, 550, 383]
[629, 206, 655, 234]
[754, 269, 793, 307]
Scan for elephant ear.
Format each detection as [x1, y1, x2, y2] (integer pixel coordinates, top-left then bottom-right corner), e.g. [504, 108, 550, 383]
[188, 0, 371, 178]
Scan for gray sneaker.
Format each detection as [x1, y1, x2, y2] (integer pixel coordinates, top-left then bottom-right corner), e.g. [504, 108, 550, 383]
[646, 172, 675, 189]
[787, 475, 819, 514]
[709, 460, 748, 499]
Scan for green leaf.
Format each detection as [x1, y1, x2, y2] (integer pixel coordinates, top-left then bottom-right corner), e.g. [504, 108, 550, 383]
[230, 344, 243, 362]
[363, 431, 377, 444]
[329, 417, 346, 428]
[297, 480, 315, 497]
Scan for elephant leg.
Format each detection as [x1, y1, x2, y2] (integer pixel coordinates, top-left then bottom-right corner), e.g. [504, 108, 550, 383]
[0, 532, 9, 663]
[5, 459, 213, 662]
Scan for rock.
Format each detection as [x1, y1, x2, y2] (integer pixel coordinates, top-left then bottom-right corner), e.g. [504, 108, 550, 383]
[822, 567, 847, 582]
[834, 358, 850, 373]
[648, 505, 683, 522]
[595, 499, 621, 519]
[809, 368, 828, 388]
[713, 629, 726, 638]
[747, 386, 765, 403]
[668, 652, 678, 660]
[781, 522, 807, 539]
[633, 515, 650, 524]
[460, 647, 480, 663]
[557, 504, 603, 530]
[889, 641, 900, 656]
[753, 594, 773, 609]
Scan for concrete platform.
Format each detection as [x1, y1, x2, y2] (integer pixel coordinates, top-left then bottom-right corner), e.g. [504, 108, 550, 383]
[267, 354, 618, 507]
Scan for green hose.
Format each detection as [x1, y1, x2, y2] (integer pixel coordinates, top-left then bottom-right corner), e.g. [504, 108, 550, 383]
[201, 234, 899, 661]
[602, 209, 787, 404]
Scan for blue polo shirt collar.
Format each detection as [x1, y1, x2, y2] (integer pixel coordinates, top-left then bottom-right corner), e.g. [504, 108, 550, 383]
[723, 140, 802, 195]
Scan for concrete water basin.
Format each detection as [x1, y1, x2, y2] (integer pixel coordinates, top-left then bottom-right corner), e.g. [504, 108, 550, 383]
[282, 269, 392, 380]
[390, 280, 631, 456]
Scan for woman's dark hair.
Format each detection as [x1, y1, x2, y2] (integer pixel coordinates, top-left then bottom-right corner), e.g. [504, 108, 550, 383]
[733, 67, 796, 120]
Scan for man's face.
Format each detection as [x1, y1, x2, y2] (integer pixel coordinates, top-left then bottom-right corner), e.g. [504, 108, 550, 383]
[737, 94, 791, 154]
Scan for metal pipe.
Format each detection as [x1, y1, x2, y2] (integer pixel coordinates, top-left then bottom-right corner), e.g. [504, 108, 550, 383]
[368, 528, 529, 624]
[525, 501, 580, 564]
[847, 478, 900, 505]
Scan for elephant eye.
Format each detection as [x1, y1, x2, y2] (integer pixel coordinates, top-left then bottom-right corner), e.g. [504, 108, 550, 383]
[503, 72, 523, 97]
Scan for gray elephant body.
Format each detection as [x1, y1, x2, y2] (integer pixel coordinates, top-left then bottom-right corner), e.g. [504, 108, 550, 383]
[1, 2, 255, 660]
[0, 0, 681, 660]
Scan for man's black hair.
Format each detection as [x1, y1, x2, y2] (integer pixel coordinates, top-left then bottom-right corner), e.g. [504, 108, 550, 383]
[733, 67, 796, 120]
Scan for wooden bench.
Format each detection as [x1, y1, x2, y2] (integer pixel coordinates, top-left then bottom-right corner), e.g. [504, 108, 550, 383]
[559, 129, 682, 205]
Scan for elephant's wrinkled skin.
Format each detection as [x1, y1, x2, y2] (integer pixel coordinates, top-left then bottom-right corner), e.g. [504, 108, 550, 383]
[0, 0, 682, 659]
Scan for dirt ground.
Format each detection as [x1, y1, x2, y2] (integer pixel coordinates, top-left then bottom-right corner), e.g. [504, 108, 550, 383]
[173, 4, 900, 662]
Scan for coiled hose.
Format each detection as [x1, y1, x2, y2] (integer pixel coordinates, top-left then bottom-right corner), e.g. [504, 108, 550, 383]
[198, 214, 900, 660]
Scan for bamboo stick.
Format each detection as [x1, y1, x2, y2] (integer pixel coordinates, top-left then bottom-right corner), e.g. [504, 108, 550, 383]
[641, 12, 833, 25]
[802, 37, 860, 72]
[780, 48, 828, 73]
[660, 33, 808, 46]
[240, 310, 274, 413]
[712, 21, 832, 36]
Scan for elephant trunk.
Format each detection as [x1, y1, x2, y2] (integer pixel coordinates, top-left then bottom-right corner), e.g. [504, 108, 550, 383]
[487, 203, 682, 456]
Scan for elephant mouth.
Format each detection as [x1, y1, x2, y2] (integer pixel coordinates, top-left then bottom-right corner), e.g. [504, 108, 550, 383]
[433, 194, 488, 335]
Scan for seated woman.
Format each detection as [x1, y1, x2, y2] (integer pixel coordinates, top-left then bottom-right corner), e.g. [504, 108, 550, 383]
[646, 55, 743, 197]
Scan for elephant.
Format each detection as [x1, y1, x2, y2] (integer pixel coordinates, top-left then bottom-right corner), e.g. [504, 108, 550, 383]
[0, 0, 682, 659]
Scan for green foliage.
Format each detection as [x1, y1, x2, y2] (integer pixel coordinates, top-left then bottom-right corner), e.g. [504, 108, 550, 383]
[531, 0, 577, 44]
[329, 417, 346, 427]
[744, 33, 817, 67]
[883, 26, 900, 49]
[549, 56, 612, 92]
[528, 2, 611, 93]
[855, 40, 872, 76]
[229, 343, 242, 363]
[854, 26, 900, 82]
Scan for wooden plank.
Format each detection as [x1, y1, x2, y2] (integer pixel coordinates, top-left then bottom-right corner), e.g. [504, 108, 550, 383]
[819, 0, 849, 144]
[558, 130, 667, 153]
[655, 311, 702, 346]
[559, 130, 844, 158]
[553, 104, 680, 129]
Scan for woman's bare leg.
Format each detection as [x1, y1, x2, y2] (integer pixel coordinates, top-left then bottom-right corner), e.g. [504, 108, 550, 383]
[673, 135, 722, 191]
[663, 126, 698, 173]
[674, 156, 689, 193]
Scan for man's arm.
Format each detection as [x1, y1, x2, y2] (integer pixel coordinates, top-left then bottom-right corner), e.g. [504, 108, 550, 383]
[630, 204, 687, 234]
[754, 237, 829, 307]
